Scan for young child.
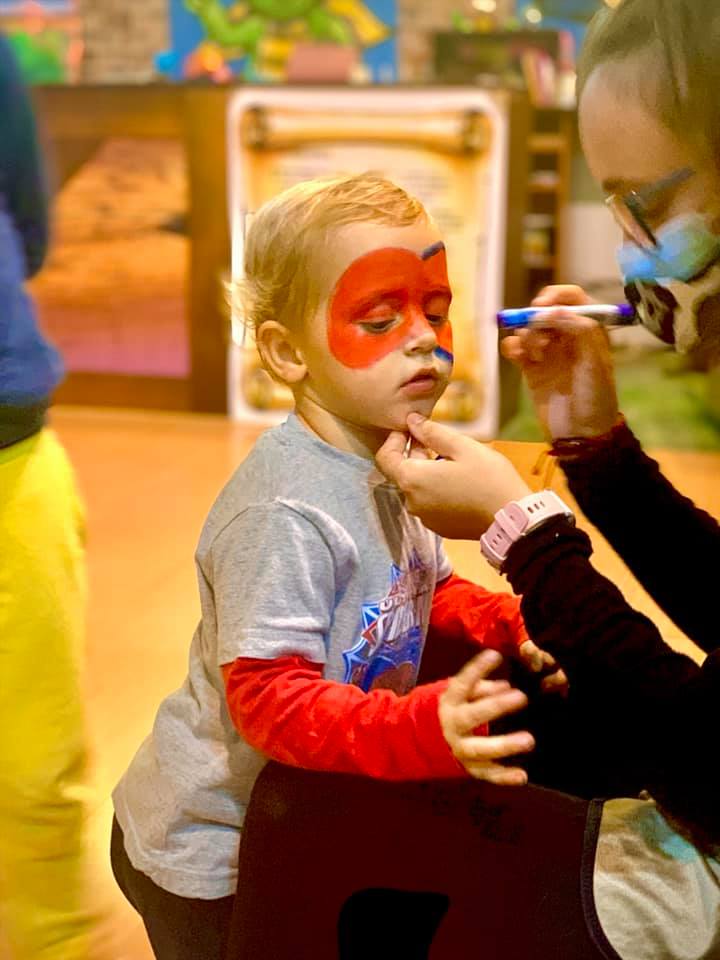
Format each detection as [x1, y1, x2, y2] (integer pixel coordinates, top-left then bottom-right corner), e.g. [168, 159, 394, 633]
[111, 173, 550, 959]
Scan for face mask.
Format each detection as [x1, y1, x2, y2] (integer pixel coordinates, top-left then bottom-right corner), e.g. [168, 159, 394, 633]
[618, 213, 720, 354]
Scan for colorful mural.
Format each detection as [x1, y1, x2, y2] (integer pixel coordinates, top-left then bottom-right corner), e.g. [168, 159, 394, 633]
[0, 0, 82, 83]
[160, 0, 396, 84]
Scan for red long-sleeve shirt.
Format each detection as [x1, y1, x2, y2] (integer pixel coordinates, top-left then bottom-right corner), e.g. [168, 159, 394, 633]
[222, 575, 527, 780]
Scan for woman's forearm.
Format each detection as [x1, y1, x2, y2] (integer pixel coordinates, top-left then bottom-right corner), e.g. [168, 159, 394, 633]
[505, 518, 719, 842]
[561, 423, 720, 653]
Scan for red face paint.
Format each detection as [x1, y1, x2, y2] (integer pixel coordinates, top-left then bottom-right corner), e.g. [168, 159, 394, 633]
[327, 243, 453, 369]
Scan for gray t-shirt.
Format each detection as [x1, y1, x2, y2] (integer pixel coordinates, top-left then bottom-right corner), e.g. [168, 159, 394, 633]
[113, 414, 452, 899]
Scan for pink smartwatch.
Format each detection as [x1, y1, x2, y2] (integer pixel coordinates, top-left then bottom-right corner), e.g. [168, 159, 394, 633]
[480, 490, 575, 571]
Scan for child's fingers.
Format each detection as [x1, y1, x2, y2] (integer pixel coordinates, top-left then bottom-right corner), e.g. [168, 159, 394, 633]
[451, 688, 530, 739]
[472, 688, 529, 727]
[443, 651, 504, 707]
[454, 730, 535, 764]
[450, 683, 516, 735]
[469, 678, 512, 700]
[464, 762, 529, 787]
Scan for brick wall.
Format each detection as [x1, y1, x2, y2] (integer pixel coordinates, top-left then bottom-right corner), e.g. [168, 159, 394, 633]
[78, 0, 515, 84]
[78, 0, 168, 84]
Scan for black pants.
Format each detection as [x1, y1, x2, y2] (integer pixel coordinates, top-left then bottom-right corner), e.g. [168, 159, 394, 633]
[110, 817, 234, 960]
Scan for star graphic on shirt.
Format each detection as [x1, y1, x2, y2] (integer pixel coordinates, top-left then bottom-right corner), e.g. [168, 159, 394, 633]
[343, 550, 430, 692]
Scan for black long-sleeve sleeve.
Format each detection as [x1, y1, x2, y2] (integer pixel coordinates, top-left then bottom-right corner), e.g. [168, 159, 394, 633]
[504, 517, 720, 845]
[0, 33, 49, 276]
[560, 422, 720, 654]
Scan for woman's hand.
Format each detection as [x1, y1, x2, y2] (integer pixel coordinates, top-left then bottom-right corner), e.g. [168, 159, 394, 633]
[376, 415, 530, 539]
[439, 650, 534, 785]
[501, 285, 619, 440]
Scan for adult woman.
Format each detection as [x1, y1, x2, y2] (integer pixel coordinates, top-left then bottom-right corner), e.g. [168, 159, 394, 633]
[377, 5, 720, 953]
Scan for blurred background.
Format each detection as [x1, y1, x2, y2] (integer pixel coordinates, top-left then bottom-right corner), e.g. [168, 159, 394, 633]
[7, 0, 716, 448]
[4, 4, 718, 956]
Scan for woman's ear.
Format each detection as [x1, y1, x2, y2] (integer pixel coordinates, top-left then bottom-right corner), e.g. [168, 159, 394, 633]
[256, 321, 307, 385]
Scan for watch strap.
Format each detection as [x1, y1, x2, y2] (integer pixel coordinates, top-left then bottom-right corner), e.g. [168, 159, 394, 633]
[480, 490, 574, 571]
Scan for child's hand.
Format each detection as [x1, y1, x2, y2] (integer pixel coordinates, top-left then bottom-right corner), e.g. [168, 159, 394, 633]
[439, 650, 535, 785]
[518, 639, 569, 696]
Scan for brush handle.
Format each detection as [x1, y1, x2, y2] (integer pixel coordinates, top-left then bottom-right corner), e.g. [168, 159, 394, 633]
[497, 303, 636, 329]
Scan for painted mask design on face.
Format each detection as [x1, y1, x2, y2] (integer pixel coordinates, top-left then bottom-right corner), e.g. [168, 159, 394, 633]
[327, 241, 453, 370]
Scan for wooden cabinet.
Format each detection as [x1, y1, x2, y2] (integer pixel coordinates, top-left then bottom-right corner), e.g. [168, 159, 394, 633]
[32, 85, 232, 413]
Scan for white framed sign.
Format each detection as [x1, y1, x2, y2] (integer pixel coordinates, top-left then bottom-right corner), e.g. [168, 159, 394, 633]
[226, 86, 510, 438]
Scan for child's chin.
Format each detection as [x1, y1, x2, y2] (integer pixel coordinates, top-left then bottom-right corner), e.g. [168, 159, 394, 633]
[383, 399, 438, 432]
[409, 396, 439, 420]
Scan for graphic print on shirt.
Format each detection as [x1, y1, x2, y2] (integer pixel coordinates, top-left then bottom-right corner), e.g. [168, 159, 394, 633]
[342, 549, 433, 694]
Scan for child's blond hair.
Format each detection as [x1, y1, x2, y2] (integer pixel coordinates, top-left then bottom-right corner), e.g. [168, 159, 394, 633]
[578, 0, 720, 159]
[237, 173, 427, 334]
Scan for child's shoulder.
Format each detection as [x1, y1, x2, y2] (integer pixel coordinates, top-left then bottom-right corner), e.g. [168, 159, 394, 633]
[203, 420, 291, 518]
[196, 415, 388, 556]
[198, 416, 345, 532]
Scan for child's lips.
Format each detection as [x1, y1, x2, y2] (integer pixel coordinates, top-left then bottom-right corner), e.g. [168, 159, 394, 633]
[401, 368, 440, 396]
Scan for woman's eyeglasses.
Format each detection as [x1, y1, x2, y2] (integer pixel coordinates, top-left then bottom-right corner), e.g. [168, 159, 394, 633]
[605, 167, 694, 249]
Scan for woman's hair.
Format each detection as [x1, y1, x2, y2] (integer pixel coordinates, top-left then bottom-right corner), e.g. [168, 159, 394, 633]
[577, 0, 720, 159]
[236, 172, 426, 334]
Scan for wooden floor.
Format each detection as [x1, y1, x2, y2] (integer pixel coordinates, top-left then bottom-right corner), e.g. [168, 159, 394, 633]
[49, 406, 716, 958]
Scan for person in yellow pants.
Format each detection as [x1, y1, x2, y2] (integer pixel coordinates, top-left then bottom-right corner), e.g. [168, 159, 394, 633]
[0, 30, 96, 959]
[0, 430, 94, 959]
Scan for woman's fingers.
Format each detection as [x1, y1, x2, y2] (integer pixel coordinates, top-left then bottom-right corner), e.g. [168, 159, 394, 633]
[404, 413, 467, 460]
[532, 284, 594, 307]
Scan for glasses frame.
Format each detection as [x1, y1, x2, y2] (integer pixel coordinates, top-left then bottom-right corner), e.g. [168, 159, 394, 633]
[605, 166, 695, 249]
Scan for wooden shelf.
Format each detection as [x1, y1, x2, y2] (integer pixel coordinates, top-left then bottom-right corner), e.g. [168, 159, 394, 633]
[523, 254, 557, 270]
[528, 179, 561, 193]
[528, 133, 567, 153]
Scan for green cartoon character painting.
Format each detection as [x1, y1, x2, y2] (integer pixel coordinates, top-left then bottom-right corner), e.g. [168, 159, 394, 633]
[182, 0, 393, 81]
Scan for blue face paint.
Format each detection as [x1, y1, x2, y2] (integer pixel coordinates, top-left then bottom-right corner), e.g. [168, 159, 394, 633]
[618, 213, 720, 285]
[433, 346, 454, 366]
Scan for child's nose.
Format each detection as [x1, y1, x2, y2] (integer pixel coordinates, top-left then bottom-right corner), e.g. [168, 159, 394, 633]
[404, 310, 438, 355]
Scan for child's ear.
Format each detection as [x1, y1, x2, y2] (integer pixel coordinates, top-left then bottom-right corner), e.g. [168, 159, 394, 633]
[256, 321, 307, 385]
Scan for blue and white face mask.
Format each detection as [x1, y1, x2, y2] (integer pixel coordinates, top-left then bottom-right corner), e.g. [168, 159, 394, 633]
[617, 213, 720, 354]
[618, 213, 720, 285]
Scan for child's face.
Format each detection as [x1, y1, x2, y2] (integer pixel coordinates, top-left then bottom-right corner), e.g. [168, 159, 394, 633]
[296, 218, 453, 434]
